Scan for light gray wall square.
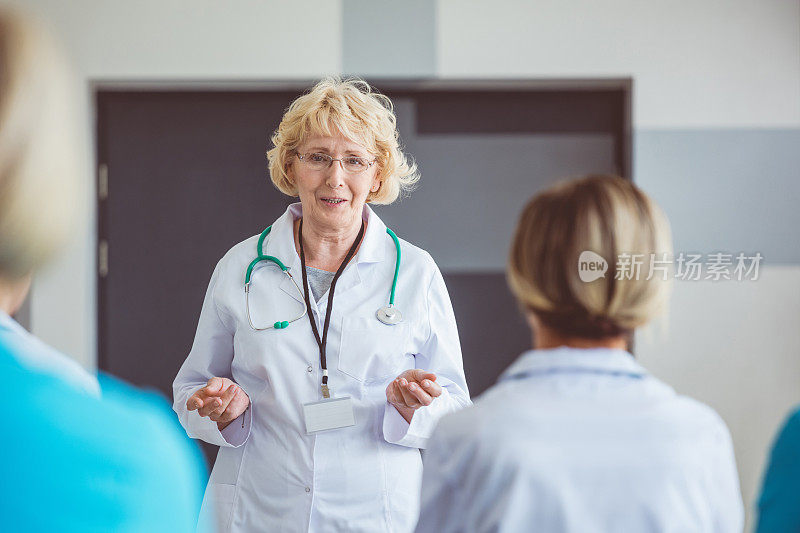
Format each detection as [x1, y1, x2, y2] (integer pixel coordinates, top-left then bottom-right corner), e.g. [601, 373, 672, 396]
[342, 0, 436, 77]
[374, 99, 617, 271]
[635, 129, 800, 265]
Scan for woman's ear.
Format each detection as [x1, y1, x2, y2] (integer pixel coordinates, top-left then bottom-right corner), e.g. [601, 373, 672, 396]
[525, 311, 541, 332]
[370, 167, 382, 193]
[0, 273, 33, 316]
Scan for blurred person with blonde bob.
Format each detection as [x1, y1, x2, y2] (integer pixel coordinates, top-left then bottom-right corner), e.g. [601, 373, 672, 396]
[0, 5, 97, 395]
[415, 175, 744, 533]
[173, 77, 470, 532]
[0, 8, 207, 531]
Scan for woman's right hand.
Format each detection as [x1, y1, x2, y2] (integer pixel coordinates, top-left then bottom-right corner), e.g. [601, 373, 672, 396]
[186, 377, 250, 430]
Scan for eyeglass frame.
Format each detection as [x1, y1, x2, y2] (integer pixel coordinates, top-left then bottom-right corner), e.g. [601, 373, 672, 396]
[294, 151, 378, 174]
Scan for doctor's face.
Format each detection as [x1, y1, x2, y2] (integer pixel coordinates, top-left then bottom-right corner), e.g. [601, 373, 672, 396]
[288, 133, 381, 231]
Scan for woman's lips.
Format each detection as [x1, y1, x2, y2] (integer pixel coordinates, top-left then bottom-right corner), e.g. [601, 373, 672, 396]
[321, 197, 347, 206]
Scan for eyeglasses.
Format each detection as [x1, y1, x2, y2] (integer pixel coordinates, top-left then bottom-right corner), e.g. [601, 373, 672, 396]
[296, 152, 377, 174]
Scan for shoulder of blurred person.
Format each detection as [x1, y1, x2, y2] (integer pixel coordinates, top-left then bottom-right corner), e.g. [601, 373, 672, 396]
[428, 347, 730, 456]
[755, 406, 800, 533]
[427, 347, 735, 475]
[0, 310, 99, 395]
[418, 347, 741, 532]
[0, 341, 209, 533]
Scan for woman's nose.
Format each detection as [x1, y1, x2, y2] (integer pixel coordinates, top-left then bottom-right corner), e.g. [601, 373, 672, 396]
[325, 162, 346, 188]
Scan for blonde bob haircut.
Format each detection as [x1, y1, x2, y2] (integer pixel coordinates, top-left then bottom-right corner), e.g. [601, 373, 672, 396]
[0, 9, 84, 279]
[267, 77, 419, 204]
[508, 175, 673, 339]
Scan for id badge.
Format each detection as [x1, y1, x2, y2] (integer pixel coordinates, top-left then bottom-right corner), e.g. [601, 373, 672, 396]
[303, 396, 356, 434]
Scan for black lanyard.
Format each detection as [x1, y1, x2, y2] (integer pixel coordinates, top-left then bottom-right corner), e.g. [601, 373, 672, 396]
[298, 218, 365, 398]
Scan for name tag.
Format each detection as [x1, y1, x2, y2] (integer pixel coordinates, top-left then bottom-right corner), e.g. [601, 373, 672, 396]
[303, 396, 356, 434]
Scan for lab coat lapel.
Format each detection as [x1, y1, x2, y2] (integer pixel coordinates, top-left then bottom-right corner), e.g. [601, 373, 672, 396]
[322, 205, 387, 300]
[279, 258, 309, 308]
[266, 203, 388, 309]
[325, 262, 361, 301]
[260, 204, 311, 309]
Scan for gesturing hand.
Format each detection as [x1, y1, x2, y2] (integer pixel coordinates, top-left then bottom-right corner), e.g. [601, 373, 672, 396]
[186, 377, 250, 431]
[386, 369, 443, 423]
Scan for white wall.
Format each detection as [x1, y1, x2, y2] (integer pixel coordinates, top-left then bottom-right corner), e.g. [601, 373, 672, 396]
[21, 0, 342, 79]
[438, 0, 800, 129]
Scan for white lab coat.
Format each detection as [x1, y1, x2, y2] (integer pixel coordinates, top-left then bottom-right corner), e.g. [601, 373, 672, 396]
[0, 311, 99, 396]
[173, 203, 471, 533]
[416, 347, 744, 533]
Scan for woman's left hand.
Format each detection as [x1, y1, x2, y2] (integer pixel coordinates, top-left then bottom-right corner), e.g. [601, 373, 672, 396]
[386, 369, 443, 422]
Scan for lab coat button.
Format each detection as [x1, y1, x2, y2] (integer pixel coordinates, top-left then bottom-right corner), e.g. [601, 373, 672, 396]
[307, 365, 313, 373]
[305, 487, 311, 493]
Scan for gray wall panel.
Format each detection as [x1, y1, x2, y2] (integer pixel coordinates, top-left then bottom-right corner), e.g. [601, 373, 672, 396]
[374, 99, 617, 271]
[635, 129, 800, 265]
[342, 0, 436, 76]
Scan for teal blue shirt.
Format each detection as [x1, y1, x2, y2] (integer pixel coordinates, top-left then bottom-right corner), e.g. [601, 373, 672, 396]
[756, 407, 800, 533]
[0, 341, 208, 532]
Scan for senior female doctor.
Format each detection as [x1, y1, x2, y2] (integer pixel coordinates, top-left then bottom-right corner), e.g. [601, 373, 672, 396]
[173, 77, 471, 533]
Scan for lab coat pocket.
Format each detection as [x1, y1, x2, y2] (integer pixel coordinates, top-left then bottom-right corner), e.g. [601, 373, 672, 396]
[199, 483, 237, 533]
[338, 316, 411, 383]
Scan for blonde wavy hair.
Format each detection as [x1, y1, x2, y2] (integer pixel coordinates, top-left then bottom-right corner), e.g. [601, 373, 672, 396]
[0, 9, 83, 280]
[508, 175, 673, 339]
[267, 77, 418, 204]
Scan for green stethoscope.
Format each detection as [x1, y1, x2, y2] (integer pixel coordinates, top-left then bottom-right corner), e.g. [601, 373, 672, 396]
[244, 224, 403, 331]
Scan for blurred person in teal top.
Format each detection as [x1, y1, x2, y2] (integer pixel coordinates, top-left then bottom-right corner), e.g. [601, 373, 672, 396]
[755, 407, 800, 532]
[0, 341, 209, 532]
[0, 8, 208, 532]
[0, 306, 100, 395]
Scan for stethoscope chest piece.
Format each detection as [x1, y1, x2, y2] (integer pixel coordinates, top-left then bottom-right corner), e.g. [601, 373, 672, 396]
[376, 305, 403, 326]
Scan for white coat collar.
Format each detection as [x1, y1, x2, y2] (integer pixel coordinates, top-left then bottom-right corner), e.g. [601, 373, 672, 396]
[0, 310, 24, 335]
[263, 202, 388, 307]
[263, 202, 387, 266]
[499, 346, 646, 382]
